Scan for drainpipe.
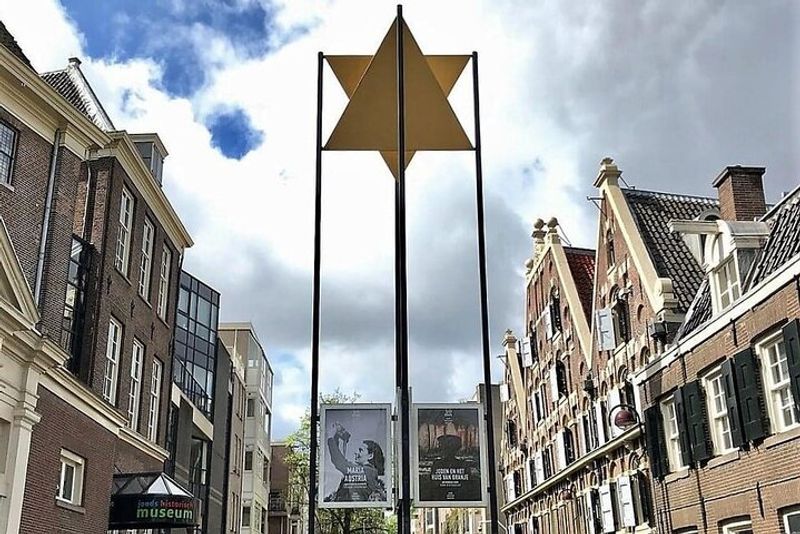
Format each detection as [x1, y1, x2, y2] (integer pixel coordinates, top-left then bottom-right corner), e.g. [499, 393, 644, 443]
[34, 129, 64, 307]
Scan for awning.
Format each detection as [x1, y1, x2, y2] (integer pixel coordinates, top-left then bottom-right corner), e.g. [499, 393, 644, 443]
[108, 472, 200, 529]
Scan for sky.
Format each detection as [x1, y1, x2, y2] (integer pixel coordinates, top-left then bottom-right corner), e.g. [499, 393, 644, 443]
[1, 0, 798, 439]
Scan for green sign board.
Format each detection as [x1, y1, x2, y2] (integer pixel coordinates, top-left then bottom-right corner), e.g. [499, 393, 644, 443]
[109, 494, 199, 529]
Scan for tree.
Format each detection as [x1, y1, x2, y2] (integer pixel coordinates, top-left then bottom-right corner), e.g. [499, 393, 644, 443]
[285, 390, 396, 534]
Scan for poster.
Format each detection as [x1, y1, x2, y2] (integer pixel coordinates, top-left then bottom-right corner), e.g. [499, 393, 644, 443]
[413, 403, 488, 507]
[319, 404, 392, 508]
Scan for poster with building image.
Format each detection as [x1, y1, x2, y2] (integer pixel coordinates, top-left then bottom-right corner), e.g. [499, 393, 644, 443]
[413, 403, 488, 507]
[319, 404, 392, 508]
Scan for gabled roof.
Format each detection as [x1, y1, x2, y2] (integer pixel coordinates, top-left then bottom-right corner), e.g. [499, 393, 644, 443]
[564, 247, 595, 323]
[41, 59, 115, 131]
[678, 187, 800, 339]
[0, 20, 33, 70]
[622, 188, 718, 313]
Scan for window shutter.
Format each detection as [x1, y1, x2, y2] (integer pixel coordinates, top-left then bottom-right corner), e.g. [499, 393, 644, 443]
[599, 483, 617, 533]
[733, 347, 768, 443]
[556, 431, 567, 470]
[527, 458, 535, 489]
[608, 389, 622, 438]
[782, 319, 800, 416]
[505, 473, 516, 501]
[500, 383, 510, 402]
[720, 358, 745, 448]
[673, 388, 694, 467]
[534, 451, 545, 483]
[616, 476, 636, 527]
[595, 402, 607, 445]
[683, 381, 712, 464]
[643, 406, 666, 479]
[544, 305, 553, 340]
[521, 336, 534, 367]
[550, 368, 559, 405]
[530, 393, 538, 426]
[596, 308, 616, 351]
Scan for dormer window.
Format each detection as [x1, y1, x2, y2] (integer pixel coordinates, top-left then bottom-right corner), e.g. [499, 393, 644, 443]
[131, 133, 168, 186]
[716, 256, 740, 310]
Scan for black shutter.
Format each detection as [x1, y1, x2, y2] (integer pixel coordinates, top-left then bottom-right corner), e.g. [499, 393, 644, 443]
[683, 381, 712, 464]
[590, 488, 602, 533]
[720, 358, 745, 448]
[673, 388, 694, 467]
[643, 406, 666, 479]
[784, 319, 800, 415]
[733, 347, 768, 443]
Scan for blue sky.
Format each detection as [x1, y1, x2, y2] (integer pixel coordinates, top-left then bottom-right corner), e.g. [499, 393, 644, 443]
[62, 0, 285, 158]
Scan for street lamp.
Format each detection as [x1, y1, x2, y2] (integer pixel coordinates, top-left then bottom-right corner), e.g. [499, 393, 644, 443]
[607, 403, 641, 433]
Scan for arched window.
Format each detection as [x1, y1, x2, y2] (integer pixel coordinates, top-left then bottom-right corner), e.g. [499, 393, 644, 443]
[564, 427, 576, 465]
[611, 286, 631, 343]
[556, 360, 569, 397]
[606, 228, 616, 267]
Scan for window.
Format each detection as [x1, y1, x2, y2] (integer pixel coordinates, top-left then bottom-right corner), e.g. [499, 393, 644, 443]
[506, 420, 518, 448]
[704, 368, 735, 454]
[783, 508, 800, 533]
[721, 519, 753, 534]
[606, 228, 616, 267]
[263, 459, 269, 483]
[157, 245, 171, 320]
[555, 360, 569, 397]
[245, 450, 253, 471]
[661, 399, 684, 471]
[759, 333, 799, 433]
[715, 257, 740, 310]
[138, 219, 154, 299]
[247, 398, 255, 417]
[242, 505, 251, 527]
[563, 428, 576, 465]
[0, 121, 17, 185]
[115, 187, 134, 275]
[103, 318, 122, 403]
[147, 358, 162, 441]
[127, 340, 144, 431]
[611, 288, 631, 344]
[57, 449, 84, 505]
[60, 237, 90, 369]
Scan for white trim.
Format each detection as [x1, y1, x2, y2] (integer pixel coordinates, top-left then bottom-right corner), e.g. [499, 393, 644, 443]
[703, 367, 735, 455]
[57, 448, 84, 505]
[138, 218, 154, 299]
[103, 318, 122, 404]
[146, 358, 162, 442]
[156, 245, 171, 320]
[757, 331, 799, 434]
[114, 187, 134, 275]
[126, 339, 144, 431]
[722, 519, 753, 533]
[661, 398, 684, 471]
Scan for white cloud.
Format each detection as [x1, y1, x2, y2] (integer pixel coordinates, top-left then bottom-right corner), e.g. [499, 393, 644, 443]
[2, 0, 797, 439]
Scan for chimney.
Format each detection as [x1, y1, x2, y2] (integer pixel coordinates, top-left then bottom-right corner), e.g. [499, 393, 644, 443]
[712, 165, 767, 221]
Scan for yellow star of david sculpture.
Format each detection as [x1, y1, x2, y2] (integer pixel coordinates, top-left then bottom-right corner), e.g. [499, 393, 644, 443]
[324, 17, 473, 178]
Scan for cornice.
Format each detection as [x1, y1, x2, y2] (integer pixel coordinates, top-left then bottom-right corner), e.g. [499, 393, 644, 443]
[92, 132, 193, 250]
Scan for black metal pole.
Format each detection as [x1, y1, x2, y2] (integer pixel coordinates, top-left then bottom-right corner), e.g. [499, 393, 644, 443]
[308, 50, 324, 534]
[396, 6, 412, 534]
[472, 51, 499, 534]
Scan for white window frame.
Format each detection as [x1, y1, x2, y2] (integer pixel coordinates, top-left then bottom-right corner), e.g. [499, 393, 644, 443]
[703, 367, 735, 455]
[138, 218, 154, 299]
[127, 339, 144, 431]
[757, 331, 799, 434]
[147, 358, 162, 441]
[783, 507, 800, 534]
[103, 318, 122, 403]
[714, 256, 740, 311]
[115, 187, 134, 275]
[157, 245, 171, 320]
[722, 519, 753, 533]
[57, 449, 85, 505]
[661, 398, 685, 471]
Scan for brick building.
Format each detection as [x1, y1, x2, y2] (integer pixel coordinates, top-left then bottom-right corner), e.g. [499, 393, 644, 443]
[500, 158, 732, 533]
[0, 21, 197, 533]
[635, 167, 800, 534]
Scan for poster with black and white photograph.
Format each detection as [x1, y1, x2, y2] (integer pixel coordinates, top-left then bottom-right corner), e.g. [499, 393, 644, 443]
[319, 404, 392, 509]
[412, 403, 488, 507]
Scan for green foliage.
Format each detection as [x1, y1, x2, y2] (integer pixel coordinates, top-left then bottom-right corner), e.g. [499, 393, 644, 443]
[285, 390, 396, 534]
